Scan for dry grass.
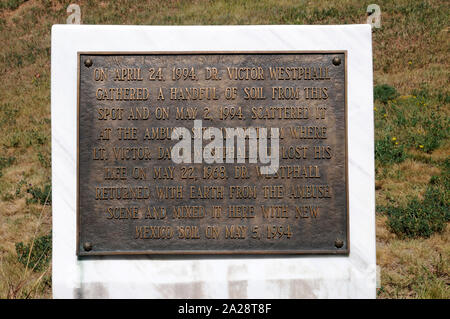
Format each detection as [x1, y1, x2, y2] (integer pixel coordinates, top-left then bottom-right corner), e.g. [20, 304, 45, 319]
[0, 0, 448, 298]
[0, 197, 51, 299]
[376, 159, 442, 207]
[377, 215, 449, 298]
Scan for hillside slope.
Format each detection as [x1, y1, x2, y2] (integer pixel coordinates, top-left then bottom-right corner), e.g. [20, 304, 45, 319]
[0, 0, 448, 298]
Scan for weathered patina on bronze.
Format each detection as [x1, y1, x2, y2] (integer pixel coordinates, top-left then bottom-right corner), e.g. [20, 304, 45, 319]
[77, 52, 348, 256]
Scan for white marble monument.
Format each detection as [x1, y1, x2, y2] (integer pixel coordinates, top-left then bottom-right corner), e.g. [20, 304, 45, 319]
[51, 25, 376, 298]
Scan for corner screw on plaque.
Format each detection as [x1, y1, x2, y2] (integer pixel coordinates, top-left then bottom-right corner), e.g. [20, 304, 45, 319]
[334, 239, 344, 248]
[332, 57, 341, 66]
[84, 58, 93, 67]
[83, 242, 92, 251]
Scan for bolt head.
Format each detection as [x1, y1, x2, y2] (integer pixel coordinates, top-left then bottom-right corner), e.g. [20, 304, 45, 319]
[84, 58, 93, 67]
[332, 57, 341, 66]
[335, 239, 344, 248]
[83, 242, 92, 251]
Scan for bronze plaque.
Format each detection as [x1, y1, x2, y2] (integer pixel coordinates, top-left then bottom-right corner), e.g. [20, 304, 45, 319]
[77, 52, 348, 256]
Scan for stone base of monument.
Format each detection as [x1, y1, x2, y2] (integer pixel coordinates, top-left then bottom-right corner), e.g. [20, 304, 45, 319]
[51, 25, 376, 298]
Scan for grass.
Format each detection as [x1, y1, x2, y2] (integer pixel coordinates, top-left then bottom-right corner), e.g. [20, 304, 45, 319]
[376, 215, 449, 298]
[378, 177, 448, 239]
[0, 0, 448, 298]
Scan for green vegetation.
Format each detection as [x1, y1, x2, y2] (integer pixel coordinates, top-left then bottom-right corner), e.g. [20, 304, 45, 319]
[0, 156, 15, 177]
[375, 136, 407, 164]
[376, 117, 449, 238]
[0, 0, 27, 11]
[26, 183, 51, 205]
[0, 0, 448, 299]
[374, 91, 449, 164]
[374, 84, 399, 104]
[380, 187, 448, 239]
[15, 233, 52, 272]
